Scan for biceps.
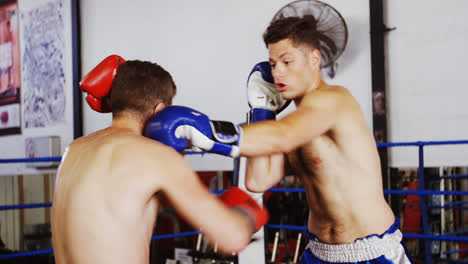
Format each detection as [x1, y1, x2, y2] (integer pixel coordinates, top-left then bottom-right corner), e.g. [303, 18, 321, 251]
[280, 106, 336, 147]
[164, 174, 218, 227]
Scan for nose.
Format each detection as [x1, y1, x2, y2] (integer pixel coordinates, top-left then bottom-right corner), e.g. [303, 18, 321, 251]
[271, 65, 281, 81]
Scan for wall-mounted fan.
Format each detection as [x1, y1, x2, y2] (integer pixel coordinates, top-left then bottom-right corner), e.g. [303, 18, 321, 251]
[272, 0, 348, 78]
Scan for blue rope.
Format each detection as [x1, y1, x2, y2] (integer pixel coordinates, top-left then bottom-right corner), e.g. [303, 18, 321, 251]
[265, 224, 468, 243]
[404, 233, 468, 243]
[0, 190, 226, 211]
[268, 188, 305, 193]
[431, 174, 468, 180]
[1, 139, 467, 262]
[384, 190, 468, 195]
[3, 189, 468, 211]
[443, 230, 468, 236]
[0, 157, 61, 163]
[442, 248, 468, 255]
[433, 258, 468, 264]
[1, 139, 467, 164]
[0, 249, 54, 259]
[0, 231, 200, 259]
[444, 201, 468, 206]
[377, 140, 468, 147]
[266, 224, 307, 231]
[268, 188, 468, 196]
[0, 202, 52, 210]
[3, 226, 466, 259]
[427, 205, 468, 210]
[151, 231, 200, 240]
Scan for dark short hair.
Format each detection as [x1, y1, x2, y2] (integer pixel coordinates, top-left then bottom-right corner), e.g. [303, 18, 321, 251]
[263, 15, 338, 67]
[110, 60, 176, 119]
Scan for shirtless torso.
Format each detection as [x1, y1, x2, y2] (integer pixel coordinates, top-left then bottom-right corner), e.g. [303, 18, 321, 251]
[285, 86, 394, 244]
[242, 84, 394, 244]
[241, 34, 395, 244]
[52, 129, 162, 264]
[52, 124, 254, 264]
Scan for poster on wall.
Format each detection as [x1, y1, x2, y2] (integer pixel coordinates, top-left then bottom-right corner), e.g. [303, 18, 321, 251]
[0, 0, 80, 175]
[0, 0, 21, 136]
[21, 0, 67, 129]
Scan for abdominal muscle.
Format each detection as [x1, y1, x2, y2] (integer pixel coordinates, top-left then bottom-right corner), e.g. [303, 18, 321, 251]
[301, 174, 394, 244]
[287, 139, 395, 244]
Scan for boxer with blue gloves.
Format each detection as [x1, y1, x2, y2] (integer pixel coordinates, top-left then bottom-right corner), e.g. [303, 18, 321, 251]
[242, 16, 412, 264]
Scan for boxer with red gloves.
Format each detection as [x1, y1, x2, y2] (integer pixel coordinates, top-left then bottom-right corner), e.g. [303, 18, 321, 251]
[52, 56, 269, 264]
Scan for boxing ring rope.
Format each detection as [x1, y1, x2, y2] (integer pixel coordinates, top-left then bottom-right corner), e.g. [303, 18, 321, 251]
[1, 189, 467, 261]
[1, 140, 468, 263]
[0, 202, 52, 210]
[0, 231, 203, 259]
[0, 157, 62, 163]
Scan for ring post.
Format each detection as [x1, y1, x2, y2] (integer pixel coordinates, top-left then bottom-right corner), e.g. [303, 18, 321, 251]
[418, 144, 432, 264]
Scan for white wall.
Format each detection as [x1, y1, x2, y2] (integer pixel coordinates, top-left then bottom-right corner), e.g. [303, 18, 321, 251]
[385, 0, 468, 167]
[80, 0, 372, 171]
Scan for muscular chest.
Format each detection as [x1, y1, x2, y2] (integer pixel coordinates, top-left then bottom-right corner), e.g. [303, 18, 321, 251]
[285, 136, 336, 177]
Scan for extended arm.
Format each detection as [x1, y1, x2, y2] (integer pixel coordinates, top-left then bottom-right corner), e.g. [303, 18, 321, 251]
[147, 145, 267, 253]
[240, 90, 342, 157]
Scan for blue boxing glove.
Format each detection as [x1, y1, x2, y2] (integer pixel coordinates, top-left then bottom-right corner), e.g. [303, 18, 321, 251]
[247, 62, 291, 123]
[144, 105, 242, 157]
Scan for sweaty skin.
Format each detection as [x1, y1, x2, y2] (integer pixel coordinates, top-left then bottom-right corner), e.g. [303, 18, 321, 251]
[52, 117, 253, 264]
[242, 39, 395, 244]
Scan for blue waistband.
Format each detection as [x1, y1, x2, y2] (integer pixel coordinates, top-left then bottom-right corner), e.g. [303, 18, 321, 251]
[306, 216, 400, 242]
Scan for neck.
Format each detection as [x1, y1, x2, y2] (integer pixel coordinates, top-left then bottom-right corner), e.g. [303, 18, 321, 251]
[309, 68, 326, 91]
[294, 70, 326, 105]
[111, 114, 145, 135]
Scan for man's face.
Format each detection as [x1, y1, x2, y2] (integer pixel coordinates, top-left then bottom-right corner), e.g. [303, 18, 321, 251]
[268, 39, 315, 100]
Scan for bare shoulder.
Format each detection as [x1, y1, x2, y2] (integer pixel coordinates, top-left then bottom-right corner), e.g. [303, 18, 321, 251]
[303, 85, 356, 109]
[111, 135, 194, 187]
[299, 85, 364, 130]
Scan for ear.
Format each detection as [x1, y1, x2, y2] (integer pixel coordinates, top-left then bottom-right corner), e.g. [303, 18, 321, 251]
[309, 49, 321, 69]
[152, 102, 166, 115]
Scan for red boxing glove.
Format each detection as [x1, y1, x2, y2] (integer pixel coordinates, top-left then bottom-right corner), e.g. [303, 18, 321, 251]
[79, 55, 126, 113]
[219, 187, 269, 233]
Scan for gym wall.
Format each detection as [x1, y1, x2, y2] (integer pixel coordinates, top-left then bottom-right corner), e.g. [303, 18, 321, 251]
[80, 0, 373, 171]
[385, 1, 468, 167]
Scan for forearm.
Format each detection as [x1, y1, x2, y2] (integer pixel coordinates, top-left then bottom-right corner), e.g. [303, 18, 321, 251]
[199, 202, 253, 253]
[240, 120, 290, 157]
[167, 186, 252, 253]
[246, 154, 284, 193]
